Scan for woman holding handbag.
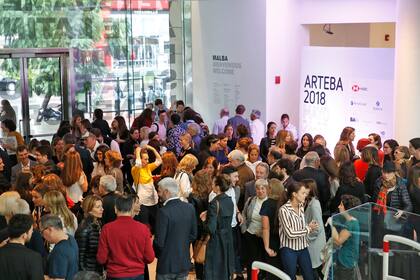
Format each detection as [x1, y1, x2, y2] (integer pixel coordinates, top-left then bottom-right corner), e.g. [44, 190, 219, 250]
[200, 174, 235, 280]
[189, 170, 212, 280]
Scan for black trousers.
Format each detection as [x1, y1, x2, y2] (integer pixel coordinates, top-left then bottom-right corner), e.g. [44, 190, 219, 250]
[243, 231, 265, 280]
[135, 204, 158, 235]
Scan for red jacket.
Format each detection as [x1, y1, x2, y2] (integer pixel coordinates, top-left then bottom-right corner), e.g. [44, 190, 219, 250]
[354, 159, 369, 181]
[97, 216, 155, 278]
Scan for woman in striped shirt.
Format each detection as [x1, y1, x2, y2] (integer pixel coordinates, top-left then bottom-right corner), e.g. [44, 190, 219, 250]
[278, 181, 318, 280]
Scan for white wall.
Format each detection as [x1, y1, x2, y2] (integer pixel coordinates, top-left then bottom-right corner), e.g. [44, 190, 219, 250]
[394, 0, 420, 143]
[191, 0, 266, 128]
[265, 0, 308, 133]
[300, 0, 397, 24]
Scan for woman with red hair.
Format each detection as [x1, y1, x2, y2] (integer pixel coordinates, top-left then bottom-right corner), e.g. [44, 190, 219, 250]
[61, 150, 88, 203]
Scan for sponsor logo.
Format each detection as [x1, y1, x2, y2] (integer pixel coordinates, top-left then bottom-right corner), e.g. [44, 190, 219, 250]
[373, 100, 383, 111]
[351, 84, 368, 92]
[350, 100, 367, 106]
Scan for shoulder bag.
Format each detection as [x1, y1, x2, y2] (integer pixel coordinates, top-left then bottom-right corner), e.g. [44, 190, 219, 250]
[193, 199, 220, 264]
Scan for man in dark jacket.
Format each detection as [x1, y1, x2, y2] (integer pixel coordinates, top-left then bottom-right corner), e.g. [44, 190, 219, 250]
[154, 177, 197, 280]
[293, 151, 331, 212]
[244, 162, 269, 203]
[99, 175, 120, 225]
[91, 109, 111, 138]
[0, 214, 44, 279]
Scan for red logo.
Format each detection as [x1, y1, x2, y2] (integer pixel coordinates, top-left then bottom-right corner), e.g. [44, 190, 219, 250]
[352, 85, 360, 92]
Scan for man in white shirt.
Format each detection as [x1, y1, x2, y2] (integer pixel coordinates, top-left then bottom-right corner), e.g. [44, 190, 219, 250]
[212, 108, 229, 135]
[91, 128, 121, 156]
[150, 110, 167, 142]
[84, 133, 101, 160]
[281, 113, 298, 141]
[249, 109, 265, 145]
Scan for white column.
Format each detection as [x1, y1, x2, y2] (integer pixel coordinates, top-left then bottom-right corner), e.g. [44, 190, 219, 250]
[394, 0, 420, 144]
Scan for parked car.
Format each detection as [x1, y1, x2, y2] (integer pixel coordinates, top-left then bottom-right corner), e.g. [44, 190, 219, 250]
[0, 77, 17, 92]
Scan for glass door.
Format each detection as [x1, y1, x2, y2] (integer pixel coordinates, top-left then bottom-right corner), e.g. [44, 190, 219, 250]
[0, 58, 22, 134]
[0, 49, 72, 142]
[27, 57, 63, 139]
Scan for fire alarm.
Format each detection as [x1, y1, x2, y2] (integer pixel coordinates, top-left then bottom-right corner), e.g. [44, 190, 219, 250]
[385, 34, 390, 41]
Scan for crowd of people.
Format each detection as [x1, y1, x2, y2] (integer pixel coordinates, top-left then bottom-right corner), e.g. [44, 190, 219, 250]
[0, 98, 419, 280]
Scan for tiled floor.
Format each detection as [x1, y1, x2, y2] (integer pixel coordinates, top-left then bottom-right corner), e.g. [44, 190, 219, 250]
[148, 259, 302, 280]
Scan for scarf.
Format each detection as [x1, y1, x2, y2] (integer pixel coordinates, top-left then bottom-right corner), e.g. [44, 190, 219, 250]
[373, 177, 397, 214]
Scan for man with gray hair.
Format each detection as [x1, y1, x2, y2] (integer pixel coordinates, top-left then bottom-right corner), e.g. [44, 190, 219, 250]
[99, 175, 120, 225]
[41, 214, 79, 280]
[292, 151, 331, 211]
[228, 150, 255, 210]
[154, 178, 197, 280]
[244, 162, 270, 203]
[212, 107, 230, 135]
[187, 122, 202, 151]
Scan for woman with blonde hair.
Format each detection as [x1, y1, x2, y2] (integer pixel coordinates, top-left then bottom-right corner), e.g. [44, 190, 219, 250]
[61, 150, 87, 203]
[105, 150, 124, 193]
[0, 191, 20, 228]
[175, 153, 199, 199]
[44, 190, 78, 236]
[75, 195, 103, 273]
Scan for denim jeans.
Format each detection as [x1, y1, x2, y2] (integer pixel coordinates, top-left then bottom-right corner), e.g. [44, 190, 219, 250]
[156, 272, 188, 280]
[280, 247, 314, 280]
[107, 274, 144, 280]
